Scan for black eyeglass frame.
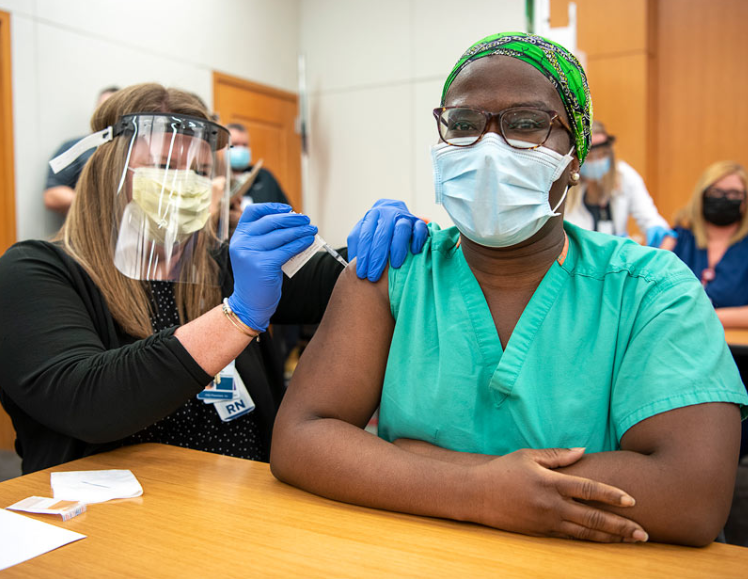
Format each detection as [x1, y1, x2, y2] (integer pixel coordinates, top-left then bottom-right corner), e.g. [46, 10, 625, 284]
[432, 106, 574, 149]
[703, 186, 747, 201]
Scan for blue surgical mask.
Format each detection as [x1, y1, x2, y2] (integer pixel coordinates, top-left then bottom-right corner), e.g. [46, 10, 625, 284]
[432, 133, 573, 248]
[579, 156, 611, 181]
[229, 146, 251, 171]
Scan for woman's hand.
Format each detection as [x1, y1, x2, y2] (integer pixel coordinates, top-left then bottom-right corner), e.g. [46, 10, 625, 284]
[228, 203, 317, 331]
[647, 226, 678, 249]
[347, 199, 429, 282]
[471, 447, 648, 543]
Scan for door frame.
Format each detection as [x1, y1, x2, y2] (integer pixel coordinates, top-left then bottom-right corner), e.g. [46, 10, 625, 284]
[212, 71, 302, 210]
[0, 10, 15, 255]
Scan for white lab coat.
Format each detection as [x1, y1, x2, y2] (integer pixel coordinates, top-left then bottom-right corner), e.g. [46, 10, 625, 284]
[563, 160, 669, 236]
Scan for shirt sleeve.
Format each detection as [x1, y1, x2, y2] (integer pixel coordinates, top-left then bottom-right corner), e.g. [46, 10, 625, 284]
[0, 243, 212, 444]
[612, 271, 748, 441]
[45, 140, 83, 189]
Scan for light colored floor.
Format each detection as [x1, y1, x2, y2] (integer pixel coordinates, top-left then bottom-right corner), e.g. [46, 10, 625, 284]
[0, 449, 21, 482]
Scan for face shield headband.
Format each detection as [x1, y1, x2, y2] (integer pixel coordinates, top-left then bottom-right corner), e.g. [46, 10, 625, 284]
[51, 113, 231, 284]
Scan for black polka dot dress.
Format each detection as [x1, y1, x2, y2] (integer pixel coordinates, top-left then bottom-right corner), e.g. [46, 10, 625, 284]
[124, 281, 266, 461]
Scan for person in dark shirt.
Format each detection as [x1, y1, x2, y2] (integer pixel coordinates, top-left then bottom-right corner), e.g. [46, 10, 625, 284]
[1, 83, 427, 474]
[43, 86, 119, 214]
[227, 122, 288, 203]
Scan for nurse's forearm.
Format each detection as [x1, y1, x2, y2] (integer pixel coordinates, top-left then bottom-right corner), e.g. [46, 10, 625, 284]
[715, 305, 748, 329]
[174, 305, 255, 376]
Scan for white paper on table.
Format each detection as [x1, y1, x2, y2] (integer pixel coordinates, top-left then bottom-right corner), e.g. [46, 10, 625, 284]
[0, 508, 86, 571]
[51, 469, 143, 503]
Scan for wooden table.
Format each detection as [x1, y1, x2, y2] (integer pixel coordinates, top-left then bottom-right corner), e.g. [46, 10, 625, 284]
[1, 444, 746, 578]
[726, 329, 748, 350]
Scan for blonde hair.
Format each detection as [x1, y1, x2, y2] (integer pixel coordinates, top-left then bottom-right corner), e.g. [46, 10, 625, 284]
[54, 83, 221, 338]
[673, 160, 748, 249]
[566, 120, 619, 213]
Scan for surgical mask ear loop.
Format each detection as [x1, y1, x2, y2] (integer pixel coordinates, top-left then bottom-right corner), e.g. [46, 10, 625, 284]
[549, 145, 577, 182]
[551, 186, 569, 215]
[549, 146, 575, 215]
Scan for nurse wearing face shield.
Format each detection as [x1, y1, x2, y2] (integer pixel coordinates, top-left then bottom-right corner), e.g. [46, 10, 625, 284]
[271, 33, 748, 546]
[563, 120, 675, 247]
[0, 83, 428, 474]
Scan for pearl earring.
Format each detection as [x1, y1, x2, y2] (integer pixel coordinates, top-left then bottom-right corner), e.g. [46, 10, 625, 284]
[570, 171, 580, 183]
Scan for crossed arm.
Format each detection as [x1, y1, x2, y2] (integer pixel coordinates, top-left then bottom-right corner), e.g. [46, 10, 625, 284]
[270, 266, 741, 546]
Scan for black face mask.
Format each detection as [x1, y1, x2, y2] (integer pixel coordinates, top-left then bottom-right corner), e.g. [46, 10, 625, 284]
[703, 196, 744, 226]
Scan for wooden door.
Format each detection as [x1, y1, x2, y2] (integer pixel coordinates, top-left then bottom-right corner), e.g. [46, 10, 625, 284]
[553, 0, 748, 229]
[212, 72, 302, 210]
[0, 10, 17, 451]
[653, 0, 748, 223]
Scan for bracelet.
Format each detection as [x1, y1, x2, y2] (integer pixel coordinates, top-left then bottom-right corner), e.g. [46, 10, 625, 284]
[222, 298, 260, 339]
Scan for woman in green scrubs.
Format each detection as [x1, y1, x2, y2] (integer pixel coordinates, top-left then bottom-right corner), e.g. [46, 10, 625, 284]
[270, 33, 748, 546]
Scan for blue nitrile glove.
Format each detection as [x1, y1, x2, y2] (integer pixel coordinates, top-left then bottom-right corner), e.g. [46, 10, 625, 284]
[227, 203, 317, 331]
[646, 225, 678, 248]
[347, 199, 429, 282]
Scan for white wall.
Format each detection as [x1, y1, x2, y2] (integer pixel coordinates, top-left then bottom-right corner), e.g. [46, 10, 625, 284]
[300, 0, 526, 246]
[4, 0, 527, 245]
[4, 0, 300, 241]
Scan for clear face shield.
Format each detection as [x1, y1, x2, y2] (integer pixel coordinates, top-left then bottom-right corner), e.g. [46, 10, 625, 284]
[111, 113, 230, 283]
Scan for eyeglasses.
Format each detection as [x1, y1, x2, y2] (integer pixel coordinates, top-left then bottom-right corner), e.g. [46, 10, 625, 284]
[704, 187, 747, 201]
[432, 106, 573, 149]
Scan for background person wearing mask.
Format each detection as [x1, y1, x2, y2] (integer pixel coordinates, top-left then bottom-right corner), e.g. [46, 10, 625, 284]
[0, 83, 427, 475]
[661, 161, 748, 329]
[270, 32, 747, 547]
[564, 120, 673, 247]
[43, 86, 119, 214]
[227, 122, 288, 205]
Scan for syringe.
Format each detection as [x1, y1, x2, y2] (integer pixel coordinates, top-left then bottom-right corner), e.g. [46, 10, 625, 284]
[282, 233, 348, 277]
[321, 243, 348, 268]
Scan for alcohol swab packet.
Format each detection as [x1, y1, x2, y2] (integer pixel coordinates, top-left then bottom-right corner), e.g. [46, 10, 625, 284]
[282, 234, 347, 278]
[51, 470, 143, 504]
[7, 497, 86, 522]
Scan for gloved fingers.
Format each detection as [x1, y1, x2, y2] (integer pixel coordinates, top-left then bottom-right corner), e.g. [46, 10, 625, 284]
[645, 226, 661, 247]
[389, 216, 414, 270]
[372, 198, 408, 211]
[238, 202, 292, 225]
[272, 234, 317, 264]
[411, 219, 429, 254]
[242, 211, 311, 236]
[366, 211, 397, 282]
[355, 208, 380, 279]
[347, 218, 362, 261]
[253, 224, 318, 252]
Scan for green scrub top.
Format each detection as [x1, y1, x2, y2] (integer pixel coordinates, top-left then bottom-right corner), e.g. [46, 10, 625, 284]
[380, 222, 748, 454]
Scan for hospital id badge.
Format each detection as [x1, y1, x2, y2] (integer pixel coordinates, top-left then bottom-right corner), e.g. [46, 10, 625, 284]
[197, 360, 238, 402]
[213, 366, 255, 422]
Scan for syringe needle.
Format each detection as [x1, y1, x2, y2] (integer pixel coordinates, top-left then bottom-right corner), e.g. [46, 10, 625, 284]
[323, 244, 348, 268]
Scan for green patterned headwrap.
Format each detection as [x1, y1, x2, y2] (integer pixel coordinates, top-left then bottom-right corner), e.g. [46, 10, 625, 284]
[441, 32, 592, 163]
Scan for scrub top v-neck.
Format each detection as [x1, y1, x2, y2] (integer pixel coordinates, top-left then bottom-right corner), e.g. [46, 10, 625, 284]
[379, 223, 747, 455]
[454, 233, 570, 409]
